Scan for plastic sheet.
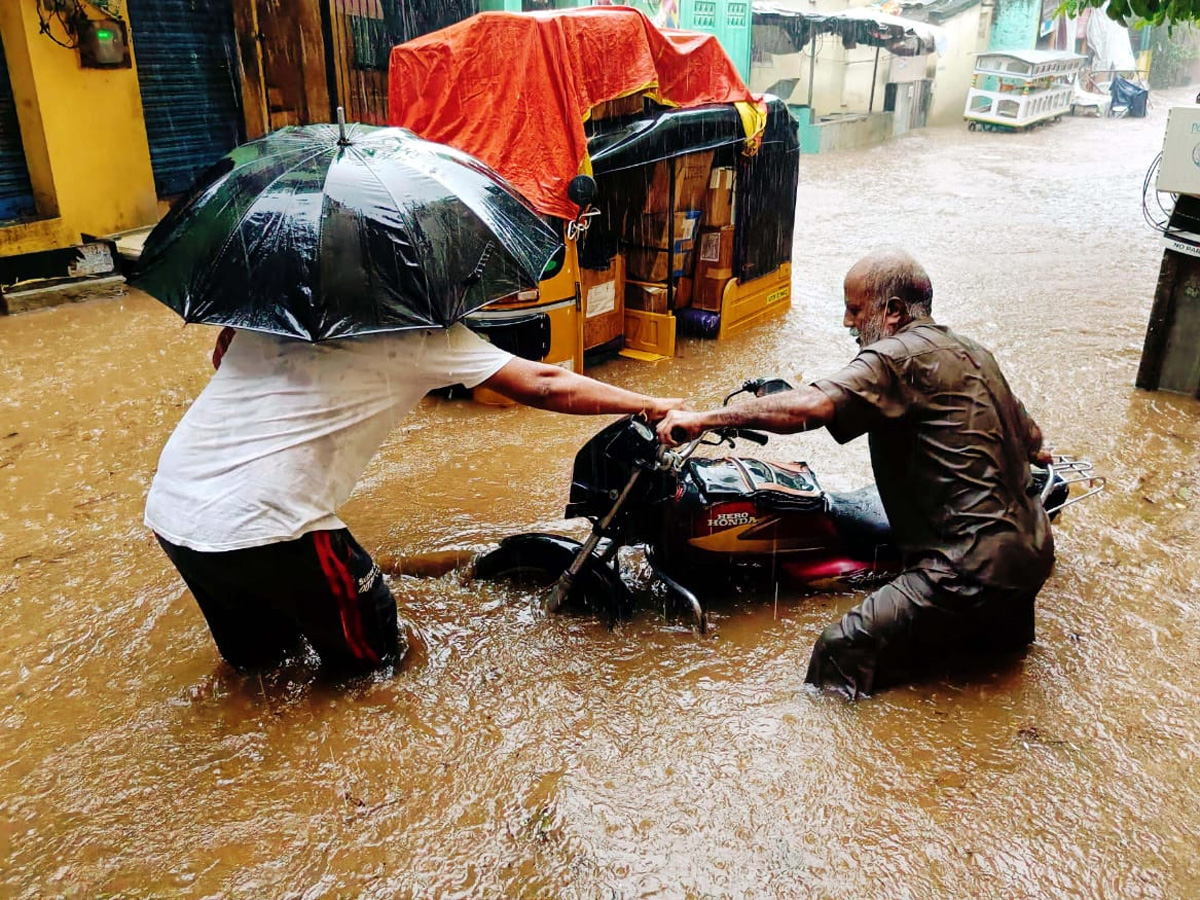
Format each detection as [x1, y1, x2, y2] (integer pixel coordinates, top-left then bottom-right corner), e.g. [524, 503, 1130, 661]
[581, 97, 799, 282]
[132, 123, 562, 342]
[676, 307, 721, 338]
[752, 3, 945, 58]
[1085, 4, 1137, 73]
[386, 8, 766, 219]
[1110, 77, 1148, 118]
[733, 99, 800, 284]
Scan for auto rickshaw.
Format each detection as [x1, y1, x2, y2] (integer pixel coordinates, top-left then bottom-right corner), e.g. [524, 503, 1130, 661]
[388, 8, 799, 378]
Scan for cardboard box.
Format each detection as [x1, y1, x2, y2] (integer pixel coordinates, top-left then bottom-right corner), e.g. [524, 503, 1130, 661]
[703, 167, 735, 228]
[624, 209, 701, 282]
[626, 280, 669, 314]
[591, 93, 644, 121]
[643, 151, 715, 214]
[694, 267, 733, 312]
[674, 276, 693, 309]
[580, 253, 625, 350]
[626, 277, 691, 314]
[626, 209, 702, 246]
[696, 225, 735, 269]
[625, 241, 694, 283]
[692, 224, 736, 311]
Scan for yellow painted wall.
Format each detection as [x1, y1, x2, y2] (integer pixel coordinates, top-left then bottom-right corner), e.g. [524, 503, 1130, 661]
[0, 2, 157, 256]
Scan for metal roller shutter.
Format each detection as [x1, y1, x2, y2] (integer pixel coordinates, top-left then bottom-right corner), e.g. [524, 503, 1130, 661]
[0, 33, 36, 223]
[126, 0, 242, 197]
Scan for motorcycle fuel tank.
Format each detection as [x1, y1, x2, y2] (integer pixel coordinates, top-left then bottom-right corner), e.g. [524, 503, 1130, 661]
[671, 457, 836, 558]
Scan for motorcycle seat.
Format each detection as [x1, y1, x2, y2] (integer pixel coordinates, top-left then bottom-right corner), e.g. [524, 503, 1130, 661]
[826, 485, 892, 550]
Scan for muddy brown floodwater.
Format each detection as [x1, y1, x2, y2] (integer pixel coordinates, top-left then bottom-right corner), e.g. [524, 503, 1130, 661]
[3, 90, 1200, 899]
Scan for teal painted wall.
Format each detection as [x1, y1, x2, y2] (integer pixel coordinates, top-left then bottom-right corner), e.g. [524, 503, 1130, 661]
[679, 0, 752, 81]
[988, 0, 1039, 50]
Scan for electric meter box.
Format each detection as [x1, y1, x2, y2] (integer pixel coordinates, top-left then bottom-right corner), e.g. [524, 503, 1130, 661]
[78, 18, 130, 69]
[1157, 105, 1200, 195]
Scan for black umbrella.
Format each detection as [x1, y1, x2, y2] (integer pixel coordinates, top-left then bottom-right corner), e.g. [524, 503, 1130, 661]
[132, 115, 563, 341]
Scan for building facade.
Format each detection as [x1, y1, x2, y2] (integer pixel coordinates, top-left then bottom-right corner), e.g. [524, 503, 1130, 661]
[0, 1, 159, 258]
[0, 0, 481, 267]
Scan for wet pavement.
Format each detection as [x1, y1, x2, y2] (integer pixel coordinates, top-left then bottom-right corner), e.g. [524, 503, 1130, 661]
[2, 89, 1199, 898]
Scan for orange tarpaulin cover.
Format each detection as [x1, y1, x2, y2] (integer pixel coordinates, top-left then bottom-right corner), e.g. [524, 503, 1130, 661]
[387, 7, 764, 220]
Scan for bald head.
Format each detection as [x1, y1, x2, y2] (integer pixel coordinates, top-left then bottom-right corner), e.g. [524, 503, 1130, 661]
[845, 249, 933, 321]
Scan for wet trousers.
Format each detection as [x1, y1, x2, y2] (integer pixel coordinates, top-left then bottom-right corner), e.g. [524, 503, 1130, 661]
[804, 568, 1041, 698]
[157, 529, 401, 673]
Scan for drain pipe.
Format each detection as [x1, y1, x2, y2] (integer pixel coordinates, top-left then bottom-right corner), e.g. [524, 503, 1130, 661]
[807, 32, 817, 109]
[869, 46, 880, 112]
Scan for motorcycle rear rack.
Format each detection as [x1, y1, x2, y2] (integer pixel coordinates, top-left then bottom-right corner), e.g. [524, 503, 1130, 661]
[1044, 456, 1106, 515]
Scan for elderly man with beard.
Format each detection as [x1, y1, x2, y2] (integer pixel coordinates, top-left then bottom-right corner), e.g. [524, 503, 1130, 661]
[657, 249, 1054, 697]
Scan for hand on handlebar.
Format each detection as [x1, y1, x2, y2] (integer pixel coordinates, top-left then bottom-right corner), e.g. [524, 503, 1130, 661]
[641, 397, 688, 423]
[656, 409, 711, 447]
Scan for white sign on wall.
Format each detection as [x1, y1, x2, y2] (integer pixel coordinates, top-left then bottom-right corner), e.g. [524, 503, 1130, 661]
[586, 281, 616, 318]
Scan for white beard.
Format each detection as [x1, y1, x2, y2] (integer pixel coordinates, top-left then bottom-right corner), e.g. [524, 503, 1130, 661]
[854, 309, 894, 347]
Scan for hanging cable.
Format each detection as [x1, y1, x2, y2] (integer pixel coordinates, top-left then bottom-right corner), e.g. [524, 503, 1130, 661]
[35, 0, 83, 49]
[1143, 152, 1200, 239]
[34, 0, 125, 51]
[1142, 153, 1170, 234]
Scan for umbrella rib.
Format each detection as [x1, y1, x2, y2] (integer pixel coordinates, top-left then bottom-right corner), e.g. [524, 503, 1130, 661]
[349, 143, 555, 291]
[388, 150, 559, 276]
[142, 145, 320, 263]
[197, 144, 336, 309]
[371, 147, 507, 234]
[344, 144, 436, 320]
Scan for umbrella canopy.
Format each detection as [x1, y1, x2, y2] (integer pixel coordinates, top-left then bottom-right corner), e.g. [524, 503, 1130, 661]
[132, 122, 563, 342]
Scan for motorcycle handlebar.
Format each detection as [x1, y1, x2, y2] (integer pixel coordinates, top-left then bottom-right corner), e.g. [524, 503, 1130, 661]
[669, 425, 769, 446]
[732, 428, 769, 445]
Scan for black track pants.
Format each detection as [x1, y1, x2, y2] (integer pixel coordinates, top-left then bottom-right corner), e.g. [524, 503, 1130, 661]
[805, 568, 1040, 699]
[157, 529, 401, 673]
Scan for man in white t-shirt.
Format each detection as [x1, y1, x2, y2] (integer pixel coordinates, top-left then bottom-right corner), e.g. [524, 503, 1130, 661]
[147, 324, 683, 674]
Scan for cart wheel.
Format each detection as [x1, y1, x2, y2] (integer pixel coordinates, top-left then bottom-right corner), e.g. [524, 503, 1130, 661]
[968, 122, 977, 131]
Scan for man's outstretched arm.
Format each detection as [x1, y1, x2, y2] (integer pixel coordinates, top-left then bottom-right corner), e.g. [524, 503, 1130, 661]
[482, 356, 684, 419]
[1016, 399, 1053, 465]
[656, 385, 836, 446]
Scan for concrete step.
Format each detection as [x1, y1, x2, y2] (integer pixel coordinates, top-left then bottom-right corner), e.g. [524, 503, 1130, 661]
[0, 239, 125, 315]
[105, 225, 155, 264]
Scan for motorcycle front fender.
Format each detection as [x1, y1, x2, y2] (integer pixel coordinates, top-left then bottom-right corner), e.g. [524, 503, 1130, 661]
[473, 533, 633, 622]
[472, 533, 582, 578]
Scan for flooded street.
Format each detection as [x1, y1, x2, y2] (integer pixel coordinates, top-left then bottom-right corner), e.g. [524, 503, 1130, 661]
[3, 89, 1200, 898]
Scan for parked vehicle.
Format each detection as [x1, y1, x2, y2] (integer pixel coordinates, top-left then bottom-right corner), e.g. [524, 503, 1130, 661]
[964, 50, 1087, 132]
[388, 9, 800, 379]
[474, 379, 1105, 632]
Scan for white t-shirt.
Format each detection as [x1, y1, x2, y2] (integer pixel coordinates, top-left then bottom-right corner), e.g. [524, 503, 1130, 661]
[145, 323, 513, 552]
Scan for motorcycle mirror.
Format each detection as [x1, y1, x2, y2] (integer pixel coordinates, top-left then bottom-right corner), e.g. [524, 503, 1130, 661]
[567, 175, 598, 208]
[753, 377, 795, 397]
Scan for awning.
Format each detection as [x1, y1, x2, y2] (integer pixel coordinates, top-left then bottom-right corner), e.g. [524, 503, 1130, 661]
[752, 3, 947, 57]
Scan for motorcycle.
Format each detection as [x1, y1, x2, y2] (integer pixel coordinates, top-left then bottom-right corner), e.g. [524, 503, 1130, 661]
[473, 379, 1105, 632]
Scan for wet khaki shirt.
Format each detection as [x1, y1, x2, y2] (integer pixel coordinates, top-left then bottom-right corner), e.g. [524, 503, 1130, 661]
[813, 318, 1054, 591]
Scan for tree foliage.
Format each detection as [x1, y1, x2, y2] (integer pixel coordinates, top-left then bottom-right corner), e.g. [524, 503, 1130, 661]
[1063, 0, 1200, 29]
[1147, 23, 1200, 85]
